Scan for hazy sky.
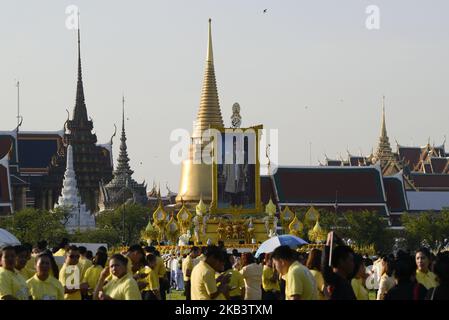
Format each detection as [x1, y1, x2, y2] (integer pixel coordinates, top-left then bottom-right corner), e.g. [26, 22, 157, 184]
[1, 0, 448, 195]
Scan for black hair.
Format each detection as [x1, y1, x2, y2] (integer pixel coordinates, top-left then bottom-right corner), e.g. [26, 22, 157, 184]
[22, 243, 33, 253]
[14, 245, 28, 255]
[59, 238, 70, 247]
[78, 246, 87, 255]
[351, 253, 364, 279]
[232, 249, 239, 256]
[205, 245, 227, 262]
[110, 254, 128, 266]
[272, 245, 295, 261]
[94, 251, 108, 268]
[86, 251, 93, 260]
[97, 246, 107, 254]
[191, 246, 200, 254]
[434, 252, 449, 284]
[224, 254, 233, 271]
[144, 246, 156, 254]
[67, 245, 79, 252]
[146, 253, 157, 265]
[394, 256, 415, 282]
[331, 245, 354, 269]
[37, 240, 48, 251]
[1, 246, 15, 255]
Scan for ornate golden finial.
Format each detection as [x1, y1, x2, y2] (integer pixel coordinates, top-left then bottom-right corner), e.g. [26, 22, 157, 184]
[288, 215, 304, 238]
[265, 198, 277, 216]
[196, 195, 207, 216]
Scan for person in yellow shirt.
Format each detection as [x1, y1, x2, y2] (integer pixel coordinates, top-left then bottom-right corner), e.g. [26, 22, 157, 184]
[415, 247, 438, 290]
[78, 246, 93, 280]
[262, 253, 280, 300]
[0, 246, 30, 300]
[190, 245, 230, 300]
[145, 246, 168, 300]
[305, 249, 326, 300]
[14, 245, 35, 280]
[182, 246, 200, 300]
[272, 245, 318, 300]
[53, 238, 70, 257]
[351, 254, 369, 300]
[224, 255, 245, 300]
[81, 251, 108, 300]
[142, 253, 161, 300]
[93, 254, 142, 300]
[27, 252, 64, 300]
[59, 245, 86, 300]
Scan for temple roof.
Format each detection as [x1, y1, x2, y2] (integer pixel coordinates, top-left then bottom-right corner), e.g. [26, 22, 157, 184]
[0, 155, 12, 214]
[271, 165, 386, 206]
[409, 173, 449, 190]
[383, 174, 408, 213]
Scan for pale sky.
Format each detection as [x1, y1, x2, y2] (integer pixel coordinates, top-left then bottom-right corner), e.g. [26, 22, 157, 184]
[1, 0, 448, 195]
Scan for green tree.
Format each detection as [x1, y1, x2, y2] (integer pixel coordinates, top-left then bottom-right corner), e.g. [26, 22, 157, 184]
[342, 210, 392, 252]
[402, 211, 449, 251]
[70, 227, 121, 248]
[0, 208, 68, 247]
[96, 203, 150, 246]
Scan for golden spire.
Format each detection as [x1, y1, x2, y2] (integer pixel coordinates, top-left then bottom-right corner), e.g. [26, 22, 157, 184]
[192, 18, 224, 138]
[380, 95, 387, 138]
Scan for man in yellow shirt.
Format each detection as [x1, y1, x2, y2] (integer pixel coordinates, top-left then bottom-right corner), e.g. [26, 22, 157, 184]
[27, 252, 64, 300]
[190, 246, 230, 300]
[145, 246, 168, 300]
[59, 245, 86, 300]
[78, 246, 93, 279]
[0, 246, 30, 300]
[182, 246, 200, 300]
[262, 253, 281, 300]
[272, 245, 318, 300]
[142, 253, 161, 300]
[53, 238, 70, 257]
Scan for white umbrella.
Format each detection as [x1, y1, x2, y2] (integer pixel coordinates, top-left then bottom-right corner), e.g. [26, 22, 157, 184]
[255, 235, 308, 258]
[0, 228, 21, 248]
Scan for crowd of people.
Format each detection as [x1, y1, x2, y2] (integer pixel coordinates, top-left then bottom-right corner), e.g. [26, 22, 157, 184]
[0, 232, 448, 300]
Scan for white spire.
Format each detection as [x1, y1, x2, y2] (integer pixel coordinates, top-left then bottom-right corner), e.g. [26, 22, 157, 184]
[56, 145, 95, 232]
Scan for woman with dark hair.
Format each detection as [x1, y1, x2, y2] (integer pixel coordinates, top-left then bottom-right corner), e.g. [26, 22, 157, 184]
[351, 254, 369, 300]
[240, 252, 263, 300]
[415, 247, 438, 290]
[26, 253, 64, 300]
[142, 253, 161, 300]
[377, 256, 395, 300]
[94, 254, 142, 300]
[306, 249, 326, 300]
[0, 246, 30, 300]
[82, 251, 108, 300]
[426, 252, 449, 300]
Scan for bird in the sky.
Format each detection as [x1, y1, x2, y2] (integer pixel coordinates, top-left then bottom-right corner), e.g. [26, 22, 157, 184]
[263, 9, 268, 14]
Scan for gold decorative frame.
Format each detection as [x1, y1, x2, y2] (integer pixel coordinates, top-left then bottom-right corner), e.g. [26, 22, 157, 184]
[209, 125, 264, 214]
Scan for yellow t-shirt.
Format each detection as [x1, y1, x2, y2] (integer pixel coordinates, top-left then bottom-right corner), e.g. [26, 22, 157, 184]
[351, 278, 369, 300]
[309, 269, 326, 300]
[155, 256, 167, 279]
[27, 274, 64, 300]
[18, 266, 35, 281]
[102, 273, 142, 300]
[182, 255, 194, 281]
[191, 261, 221, 300]
[83, 265, 103, 293]
[283, 261, 318, 300]
[262, 265, 280, 292]
[144, 267, 160, 291]
[53, 248, 66, 257]
[79, 257, 93, 280]
[416, 270, 438, 290]
[228, 270, 245, 297]
[0, 268, 30, 300]
[59, 263, 82, 300]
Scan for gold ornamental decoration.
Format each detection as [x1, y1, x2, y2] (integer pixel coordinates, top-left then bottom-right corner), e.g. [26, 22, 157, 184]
[280, 206, 295, 232]
[177, 203, 192, 235]
[166, 213, 180, 244]
[288, 215, 304, 238]
[153, 201, 168, 244]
